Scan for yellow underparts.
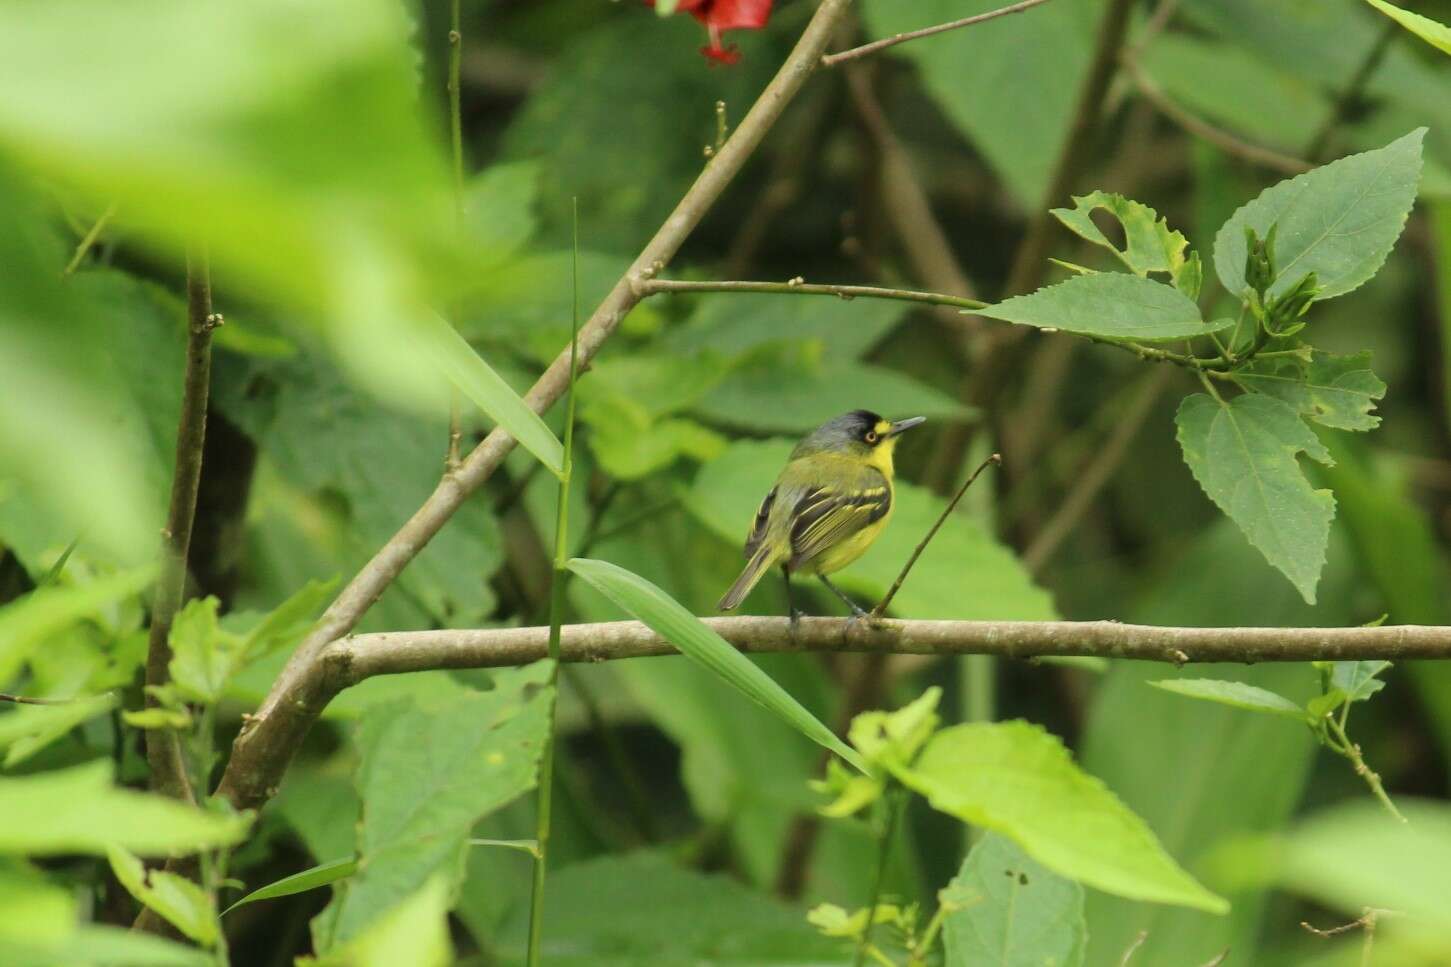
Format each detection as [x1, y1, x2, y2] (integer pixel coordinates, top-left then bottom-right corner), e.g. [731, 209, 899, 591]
[804, 510, 891, 576]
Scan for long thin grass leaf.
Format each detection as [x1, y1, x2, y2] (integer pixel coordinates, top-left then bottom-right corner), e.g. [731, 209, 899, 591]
[222, 857, 358, 916]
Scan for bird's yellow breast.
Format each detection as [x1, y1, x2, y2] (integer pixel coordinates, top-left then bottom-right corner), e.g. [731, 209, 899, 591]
[798, 482, 895, 576]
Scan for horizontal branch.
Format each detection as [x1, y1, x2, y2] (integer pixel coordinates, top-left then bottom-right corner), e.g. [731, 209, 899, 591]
[821, 0, 1054, 68]
[324, 619, 1451, 688]
[636, 277, 988, 311]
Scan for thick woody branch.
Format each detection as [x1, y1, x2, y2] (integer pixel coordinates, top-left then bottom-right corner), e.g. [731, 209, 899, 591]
[214, 0, 854, 813]
[323, 620, 1451, 687]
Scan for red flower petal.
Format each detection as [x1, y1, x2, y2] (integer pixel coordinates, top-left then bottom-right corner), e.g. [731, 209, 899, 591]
[697, 0, 772, 31]
[700, 41, 742, 64]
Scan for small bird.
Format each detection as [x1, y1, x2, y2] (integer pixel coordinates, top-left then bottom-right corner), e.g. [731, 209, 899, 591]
[717, 410, 925, 619]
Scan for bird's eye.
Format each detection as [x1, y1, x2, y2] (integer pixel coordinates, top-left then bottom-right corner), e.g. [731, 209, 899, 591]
[864, 430, 878, 444]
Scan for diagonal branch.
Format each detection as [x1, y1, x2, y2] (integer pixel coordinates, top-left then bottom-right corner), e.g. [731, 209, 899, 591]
[214, 0, 855, 814]
[821, 0, 1054, 68]
[324, 619, 1451, 686]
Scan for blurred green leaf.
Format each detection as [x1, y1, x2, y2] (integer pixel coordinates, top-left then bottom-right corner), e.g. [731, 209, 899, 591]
[663, 293, 909, 363]
[567, 557, 866, 772]
[688, 440, 1054, 620]
[167, 597, 239, 705]
[896, 721, 1228, 913]
[312, 874, 453, 967]
[589, 415, 727, 480]
[1362, 0, 1451, 54]
[465, 161, 539, 260]
[0, 567, 154, 686]
[419, 312, 564, 474]
[224, 857, 358, 916]
[0, 760, 249, 856]
[978, 274, 1230, 342]
[860, 0, 1103, 205]
[943, 833, 1086, 967]
[694, 358, 975, 434]
[1050, 191, 1189, 279]
[316, 662, 552, 948]
[496, 854, 845, 965]
[0, 693, 116, 767]
[1331, 660, 1391, 703]
[234, 578, 337, 665]
[1148, 679, 1307, 719]
[0, 0, 469, 410]
[121, 707, 192, 731]
[108, 846, 218, 947]
[1235, 351, 1386, 432]
[1176, 392, 1335, 603]
[1213, 130, 1424, 301]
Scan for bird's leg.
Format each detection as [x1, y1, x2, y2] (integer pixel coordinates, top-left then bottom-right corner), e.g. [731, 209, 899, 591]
[783, 566, 802, 630]
[818, 574, 867, 620]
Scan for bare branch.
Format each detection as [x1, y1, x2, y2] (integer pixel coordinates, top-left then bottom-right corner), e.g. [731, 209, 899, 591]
[215, 0, 856, 814]
[638, 277, 987, 310]
[144, 248, 221, 804]
[323, 619, 1451, 688]
[821, 0, 1055, 68]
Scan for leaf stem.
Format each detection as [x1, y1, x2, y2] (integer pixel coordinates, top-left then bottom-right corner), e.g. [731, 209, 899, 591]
[445, 0, 465, 471]
[525, 201, 582, 966]
[854, 787, 904, 967]
[1324, 714, 1405, 822]
[638, 277, 988, 310]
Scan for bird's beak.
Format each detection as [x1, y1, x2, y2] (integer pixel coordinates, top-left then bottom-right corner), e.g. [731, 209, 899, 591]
[886, 416, 926, 438]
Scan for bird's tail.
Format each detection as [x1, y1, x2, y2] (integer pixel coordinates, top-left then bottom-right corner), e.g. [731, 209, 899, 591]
[718, 545, 778, 611]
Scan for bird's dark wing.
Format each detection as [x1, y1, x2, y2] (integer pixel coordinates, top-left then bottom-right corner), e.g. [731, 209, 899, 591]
[743, 486, 776, 558]
[786, 470, 891, 570]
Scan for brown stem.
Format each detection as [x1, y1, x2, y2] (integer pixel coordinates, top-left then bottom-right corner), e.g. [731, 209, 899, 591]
[638, 278, 987, 310]
[821, 0, 1055, 68]
[871, 453, 1001, 619]
[144, 248, 220, 803]
[214, 0, 856, 814]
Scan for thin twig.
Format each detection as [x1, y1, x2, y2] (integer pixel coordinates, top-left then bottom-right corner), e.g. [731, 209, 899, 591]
[445, 0, 466, 472]
[871, 454, 1001, 619]
[822, 0, 1055, 68]
[638, 277, 987, 310]
[1118, 930, 1148, 967]
[854, 788, 904, 967]
[1124, 57, 1310, 175]
[1197, 952, 1228, 967]
[144, 247, 222, 804]
[62, 201, 118, 277]
[0, 693, 74, 705]
[215, 0, 854, 821]
[1023, 367, 1173, 573]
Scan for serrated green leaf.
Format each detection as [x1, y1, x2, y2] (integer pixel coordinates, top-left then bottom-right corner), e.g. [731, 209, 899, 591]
[238, 578, 337, 665]
[418, 312, 563, 475]
[1331, 660, 1391, 703]
[1362, 0, 1451, 54]
[1175, 393, 1335, 603]
[976, 273, 1232, 343]
[943, 833, 1087, 967]
[0, 760, 251, 856]
[318, 662, 551, 947]
[1235, 351, 1387, 431]
[108, 846, 218, 947]
[167, 597, 241, 705]
[1050, 191, 1189, 279]
[1149, 679, 1308, 720]
[896, 720, 1227, 913]
[224, 857, 358, 916]
[0, 693, 116, 767]
[0, 567, 154, 685]
[1213, 130, 1425, 301]
[566, 557, 866, 772]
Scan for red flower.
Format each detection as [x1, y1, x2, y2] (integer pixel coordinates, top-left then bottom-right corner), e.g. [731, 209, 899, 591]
[649, 0, 774, 64]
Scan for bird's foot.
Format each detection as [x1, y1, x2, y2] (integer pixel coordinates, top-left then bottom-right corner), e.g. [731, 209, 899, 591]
[789, 607, 803, 634]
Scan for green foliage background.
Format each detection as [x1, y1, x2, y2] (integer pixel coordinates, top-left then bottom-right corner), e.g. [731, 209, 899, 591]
[1, 0, 1450, 964]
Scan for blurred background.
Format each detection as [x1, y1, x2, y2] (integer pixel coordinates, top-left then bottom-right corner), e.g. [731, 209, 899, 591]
[2, 0, 1450, 963]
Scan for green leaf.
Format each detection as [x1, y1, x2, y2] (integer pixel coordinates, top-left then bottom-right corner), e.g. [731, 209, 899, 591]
[664, 291, 909, 363]
[39, 927, 213, 967]
[224, 857, 358, 916]
[167, 597, 241, 705]
[464, 161, 539, 261]
[1148, 679, 1307, 720]
[895, 720, 1228, 913]
[976, 273, 1232, 343]
[1213, 130, 1425, 301]
[0, 567, 154, 685]
[417, 313, 563, 475]
[567, 557, 866, 772]
[318, 662, 552, 947]
[496, 854, 846, 965]
[121, 707, 192, 731]
[943, 833, 1087, 967]
[107, 846, 218, 947]
[236, 578, 337, 664]
[1175, 393, 1335, 603]
[859, 0, 1103, 205]
[312, 874, 453, 967]
[0, 760, 250, 856]
[1234, 351, 1387, 432]
[1050, 191, 1189, 279]
[1362, 0, 1451, 54]
[1331, 660, 1391, 703]
[0, 693, 117, 767]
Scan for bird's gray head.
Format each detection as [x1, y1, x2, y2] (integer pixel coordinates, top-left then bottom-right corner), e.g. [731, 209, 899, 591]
[791, 410, 926, 458]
